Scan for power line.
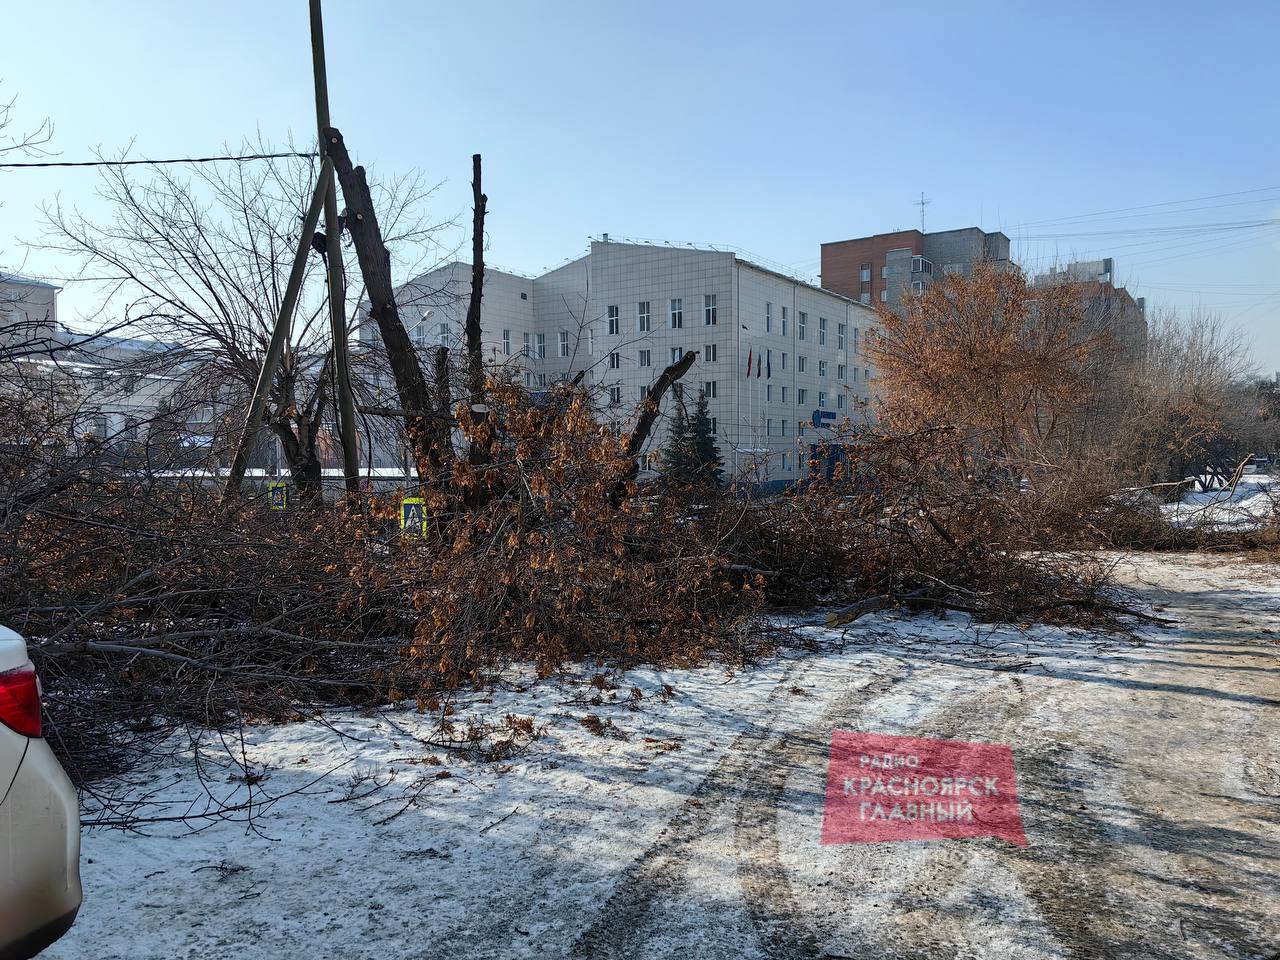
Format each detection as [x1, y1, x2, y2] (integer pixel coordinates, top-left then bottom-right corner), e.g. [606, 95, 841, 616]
[1019, 218, 1279, 241]
[0, 151, 317, 170]
[1026, 194, 1280, 226]
[1015, 185, 1280, 228]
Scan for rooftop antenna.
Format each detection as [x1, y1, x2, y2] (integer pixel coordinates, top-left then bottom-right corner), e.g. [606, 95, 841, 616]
[917, 192, 931, 233]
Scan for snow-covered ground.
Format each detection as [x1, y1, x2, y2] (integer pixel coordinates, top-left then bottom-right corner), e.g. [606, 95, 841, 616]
[1162, 473, 1276, 531]
[46, 553, 1280, 960]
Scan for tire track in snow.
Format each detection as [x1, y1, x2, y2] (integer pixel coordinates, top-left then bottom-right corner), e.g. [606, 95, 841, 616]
[570, 658, 919, 959]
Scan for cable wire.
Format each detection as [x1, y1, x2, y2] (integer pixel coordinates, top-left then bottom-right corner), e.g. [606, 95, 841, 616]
[0, 151, 317, 170]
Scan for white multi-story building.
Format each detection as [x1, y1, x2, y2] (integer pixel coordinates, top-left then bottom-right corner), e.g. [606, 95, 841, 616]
[360, 240, 880, 486]
[2, 271, 235, 459]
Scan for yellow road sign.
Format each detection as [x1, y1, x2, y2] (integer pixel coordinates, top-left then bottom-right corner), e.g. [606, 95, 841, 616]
[401, 497, 426, 537]
[267, 482, 289, 511]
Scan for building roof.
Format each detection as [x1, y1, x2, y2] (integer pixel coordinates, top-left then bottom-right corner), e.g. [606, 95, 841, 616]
[589, 238, 874, 311]
[0, 271, 61, 291]
[821, 226, 1010, 248]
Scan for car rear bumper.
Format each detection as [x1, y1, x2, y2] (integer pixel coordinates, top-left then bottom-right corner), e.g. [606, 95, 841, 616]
[0, 738, 81, 957]
[0, 905, 78, 960]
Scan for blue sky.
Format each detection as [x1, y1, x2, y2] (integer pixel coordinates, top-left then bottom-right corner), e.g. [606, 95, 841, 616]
[4, 0, 1278, 371]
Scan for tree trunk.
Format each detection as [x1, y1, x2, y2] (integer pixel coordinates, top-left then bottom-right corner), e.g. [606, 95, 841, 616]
[608, 350, 699, 508]
[271, 423, 323, 507]
[324, 127, 435, 482]
[463, 154, 494, 490]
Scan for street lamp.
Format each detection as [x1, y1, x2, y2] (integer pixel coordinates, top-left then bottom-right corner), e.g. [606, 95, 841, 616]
[404, 309, 435, 341]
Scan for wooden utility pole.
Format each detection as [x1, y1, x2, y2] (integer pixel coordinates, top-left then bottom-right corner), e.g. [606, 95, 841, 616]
[224, 161, 334, 498]
[309, 0, 360, 494]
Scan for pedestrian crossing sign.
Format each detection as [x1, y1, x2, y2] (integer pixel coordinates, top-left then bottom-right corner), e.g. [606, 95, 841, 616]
[401, 497, 426, 537]
[267, 482, 289, 511]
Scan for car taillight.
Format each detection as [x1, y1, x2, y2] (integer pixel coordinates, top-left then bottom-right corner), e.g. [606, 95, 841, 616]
[0, 666, 41, 738]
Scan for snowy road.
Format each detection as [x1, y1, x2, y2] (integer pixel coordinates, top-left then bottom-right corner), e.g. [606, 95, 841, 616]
[48, 554, 1280, 959]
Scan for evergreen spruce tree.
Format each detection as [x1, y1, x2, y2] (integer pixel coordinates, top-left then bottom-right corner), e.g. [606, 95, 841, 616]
[688, 389, 724, 486]
[661, 384, 700, 485]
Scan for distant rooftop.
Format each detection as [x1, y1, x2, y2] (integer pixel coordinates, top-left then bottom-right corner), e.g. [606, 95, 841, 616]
[0, 271, 61, 291]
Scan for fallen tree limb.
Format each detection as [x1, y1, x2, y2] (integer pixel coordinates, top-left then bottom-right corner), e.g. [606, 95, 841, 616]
[825, 590, 1175, 628]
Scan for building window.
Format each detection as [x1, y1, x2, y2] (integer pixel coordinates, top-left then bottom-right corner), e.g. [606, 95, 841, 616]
[608, 351, 621, 370]
[860, 263, 871, 283]
[766, 418, 773, 437]
[525, 371, 533, 387]
[609, 386, 622, 405]
[911, 256, 932, 275]
[502, 329, 512, 356]
[710, 416, 718, 434]
[637, 301, 651, 333]
[852, 327, 860, 353]
[765, 302, 772, 333]
[607, 305, 620, 336]
[880, 290, 888, 303]
[798, 312, 807, 341]
[818, 391, 827, 409]
[535, 333, 546, 358]
[911, 280, 924, 293]
[670, 346, 682, 365]
[521, 291, 528, 300]
[669, 298, 683, 329]
[781, 419, 788, 437]
[437, 322, 450, 347]
[639, 349, 651, 367]
[798, 388, 808, 406]
[558, 330, 570, 357]
[704, 343, 718, 362]
[837, 393, 846, 410]
[703, 380, 718, 399]
[766, 384, 773, 402]
[838, 363, 846, 381]
[819, 317, 828, 346]
[781, 386, 788, 403]
[880, 265, 887, 280]
[837, 323, 846, 350]
[522, 332, 531, 357]
[638, 386, 648, 402]
[781, 352, 788, 370]
[587, 328, 596, 356]
[704, 294, 717, 325]
[860, 292, 871, 305]
[782, 452, 790, 471]
[798, 356, 807, 373]
[538, 373, 547, 387]
[818, 359, 827, 378]
[864, 368, 870, 382]
[852, 367, 858, 381]
[799, 422, 807, 437]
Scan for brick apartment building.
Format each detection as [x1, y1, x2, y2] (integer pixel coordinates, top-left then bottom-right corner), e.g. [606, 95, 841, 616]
[819, 227, 1013, 309]
[1033, 258, 1148, 359]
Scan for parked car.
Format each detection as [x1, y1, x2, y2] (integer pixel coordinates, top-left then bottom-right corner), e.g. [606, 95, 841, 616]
[0, 626, 81, 959]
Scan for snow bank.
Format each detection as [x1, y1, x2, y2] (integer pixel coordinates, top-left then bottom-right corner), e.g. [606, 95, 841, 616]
[1162, 474, 1276, 531]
